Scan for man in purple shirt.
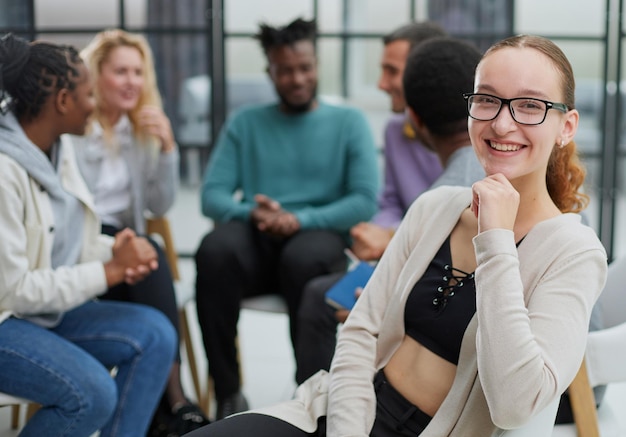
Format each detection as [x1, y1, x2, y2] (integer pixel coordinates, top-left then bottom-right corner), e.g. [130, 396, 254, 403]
[294, 22, 447, 384]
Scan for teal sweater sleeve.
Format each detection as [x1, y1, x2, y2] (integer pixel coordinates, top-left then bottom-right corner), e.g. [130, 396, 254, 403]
[200, 102, 379, 232]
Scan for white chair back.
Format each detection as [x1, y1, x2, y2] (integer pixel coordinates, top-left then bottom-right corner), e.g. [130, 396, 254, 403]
[550, 255, 626, 436]
[596, 256, 626, 329]
[585, 255, 626, 387]
[0, 393, 29, 406]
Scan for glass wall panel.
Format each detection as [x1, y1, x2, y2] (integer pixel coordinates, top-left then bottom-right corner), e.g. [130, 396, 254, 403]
[616, 157, 626, 258]
[346, 38, 384, 101]
[0, 0, 31, 30]
[224, 38, 275, 113]
[428, 0, 510, 51]
[225, 0, 313, 33]
[35, 0, 118, 28]
[37, 32, 98, 53]
[318, 0, 343, 33]
[515, 0, 604, 36]
[226, 38, 268, 83]
[147, 0, 207, 30]
[558, 41, 605, 242]
[344, 38, 388, 147]
[317, 38, 343, 97]
[125, 0, 148, 27]
[615, 34, 626, 258]
[619, 42, 626, 153]
[345, 0, 412, 33]
[558, 41, 605, 156]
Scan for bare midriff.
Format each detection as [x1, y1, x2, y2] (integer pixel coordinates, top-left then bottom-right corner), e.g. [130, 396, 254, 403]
[384, 335, 457, 417]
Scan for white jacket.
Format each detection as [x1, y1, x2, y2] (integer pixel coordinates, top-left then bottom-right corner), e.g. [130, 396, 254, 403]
[0, 137, 113, 324]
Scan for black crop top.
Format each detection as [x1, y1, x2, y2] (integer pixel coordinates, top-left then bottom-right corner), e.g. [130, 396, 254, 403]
[404, 236, 476, 365]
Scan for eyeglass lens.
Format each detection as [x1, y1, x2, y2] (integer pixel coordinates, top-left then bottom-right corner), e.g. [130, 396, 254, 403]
[468, 95, 548, 124]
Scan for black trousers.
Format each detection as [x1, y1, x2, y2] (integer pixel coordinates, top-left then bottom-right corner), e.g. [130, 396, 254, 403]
[295, 272, 344, 384]
[99, 224, 181, 361]
[184, 369, 431, 437]
[194, 221, 347, 399]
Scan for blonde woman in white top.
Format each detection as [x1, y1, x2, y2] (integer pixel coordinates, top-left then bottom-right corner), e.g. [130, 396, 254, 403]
[71, 29, 209, 435]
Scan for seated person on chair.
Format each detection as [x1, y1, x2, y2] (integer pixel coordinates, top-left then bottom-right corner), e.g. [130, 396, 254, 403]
[0, 33, 177, 437]
[185, 35, 607, 437]
[295, 21, 485, 384]
[70, 29, 209, 434]
[194, 17, 379, 420]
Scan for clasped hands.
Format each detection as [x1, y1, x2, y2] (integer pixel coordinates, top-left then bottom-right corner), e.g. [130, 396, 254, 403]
[105, 228, 159, 286]
[250, 194, 300, 238]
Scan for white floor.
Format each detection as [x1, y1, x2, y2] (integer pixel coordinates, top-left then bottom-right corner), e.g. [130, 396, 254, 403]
[1, 185, 625, 435]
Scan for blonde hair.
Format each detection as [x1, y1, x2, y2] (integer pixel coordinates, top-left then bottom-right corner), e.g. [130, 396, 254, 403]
[482, 35, 588, 213]
[81, 29, 162, 144]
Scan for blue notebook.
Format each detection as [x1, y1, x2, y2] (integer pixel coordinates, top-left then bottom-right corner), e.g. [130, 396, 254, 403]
[325, 262, 375, 310]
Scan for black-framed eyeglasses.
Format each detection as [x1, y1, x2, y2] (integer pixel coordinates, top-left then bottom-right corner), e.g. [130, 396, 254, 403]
[463, 93, 569, 126]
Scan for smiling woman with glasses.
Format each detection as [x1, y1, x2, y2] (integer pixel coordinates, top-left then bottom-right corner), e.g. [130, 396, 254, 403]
[184, 34, 607, 437]
[463, 92, 569, 125]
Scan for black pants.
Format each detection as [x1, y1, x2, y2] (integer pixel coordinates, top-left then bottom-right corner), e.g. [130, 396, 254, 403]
[295, 272, 344, 384]
[194, 221, 347, 399]
[99, 224, 181, 360]
[184, 369, 431, 437]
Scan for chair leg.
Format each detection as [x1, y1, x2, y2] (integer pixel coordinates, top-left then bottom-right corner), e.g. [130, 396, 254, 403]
[206, 376, 214, 418]
[25, 403, 40, 421]
[569, 359, 600, 437]
[10, 405, 20, 429]
[179, 307, 207, 415]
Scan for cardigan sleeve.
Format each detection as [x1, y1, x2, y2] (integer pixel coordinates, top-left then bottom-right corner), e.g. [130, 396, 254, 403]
[473, 225, 607, 428]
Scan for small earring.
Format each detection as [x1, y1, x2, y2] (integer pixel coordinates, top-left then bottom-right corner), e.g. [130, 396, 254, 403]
[559, 139, 566, 149]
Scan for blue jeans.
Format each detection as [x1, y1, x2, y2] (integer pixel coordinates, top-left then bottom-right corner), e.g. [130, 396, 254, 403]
[0, 300, 177, 437]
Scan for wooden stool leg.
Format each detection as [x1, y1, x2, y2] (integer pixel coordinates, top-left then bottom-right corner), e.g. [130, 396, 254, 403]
[205, 376, 214, 418]
[569, 359, 600, 437]
[180, 307, 204, 413]
[26, 403, 40, 421]
[10, 405, 20, 429]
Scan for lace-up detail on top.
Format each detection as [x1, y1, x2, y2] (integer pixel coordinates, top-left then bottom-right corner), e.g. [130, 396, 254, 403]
[404, 236, 477, 364]
[432, 264, 475, 311]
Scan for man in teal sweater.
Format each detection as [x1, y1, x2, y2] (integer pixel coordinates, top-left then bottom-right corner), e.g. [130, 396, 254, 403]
[194, 17, 379, 420]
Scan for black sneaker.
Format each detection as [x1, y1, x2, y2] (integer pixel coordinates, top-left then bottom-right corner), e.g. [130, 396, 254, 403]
[216, 391, 249, 420]
[148, 401, 210, 437]
[170, 403, 210, 435]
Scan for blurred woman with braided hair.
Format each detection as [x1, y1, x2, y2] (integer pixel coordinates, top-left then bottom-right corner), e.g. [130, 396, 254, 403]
[0, 33, 176, 436]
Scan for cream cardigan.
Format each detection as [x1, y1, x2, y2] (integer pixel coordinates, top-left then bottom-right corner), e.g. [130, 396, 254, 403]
[252, 185, 608, 437]
[0, 138, 113, 324]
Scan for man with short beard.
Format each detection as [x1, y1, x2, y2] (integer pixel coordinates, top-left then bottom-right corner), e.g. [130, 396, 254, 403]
[194, 17, 379, 420]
